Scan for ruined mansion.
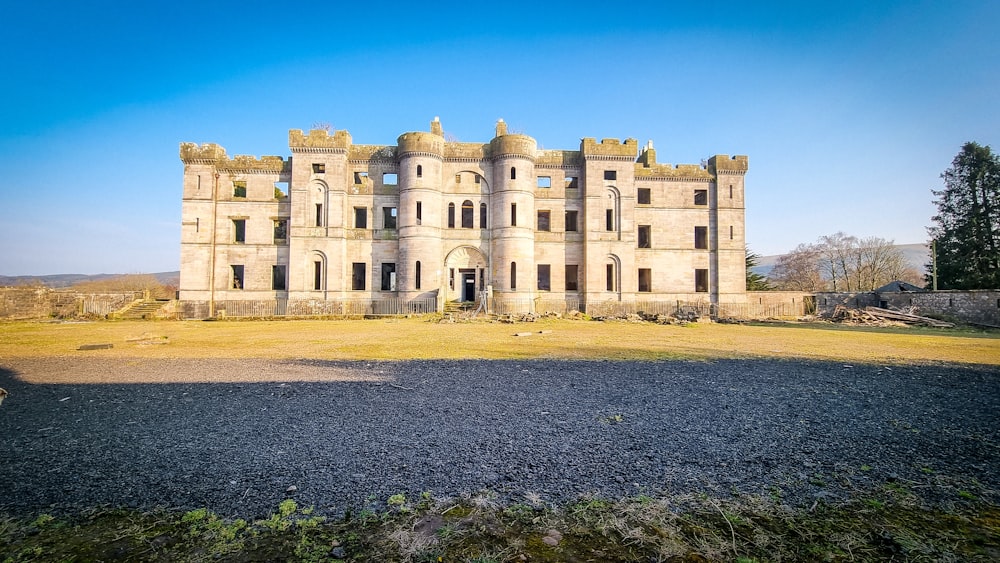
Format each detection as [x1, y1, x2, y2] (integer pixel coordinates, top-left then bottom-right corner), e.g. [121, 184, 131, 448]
[178, 118, 748, 318]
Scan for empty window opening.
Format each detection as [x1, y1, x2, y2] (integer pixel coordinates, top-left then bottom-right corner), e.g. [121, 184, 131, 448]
[383, 207, 398, 229]
[449, 268, 455, 290]
[455, 173, 462, 184]
[312, 163, 326, 174]
[638, 268, 652, 292]
[604, 170, 617, 181]
[274, 181, 289, 199]
[606, 209, 614, 231]
[695, 226, 708, 249]
[381, 263, 396, 291]
[638, 188, 651, 205]
[313, 261, 323, 290]
[233, 181, 247, 198]
[510, 167, 517, 180]
[195, 217, 199, 233]
[537, 264, 551, 291]
[565, 265, 579, 291]
[510, 262, 517, 289]
[353, 171, 368, 184]
[354, 207, 367, 229]
[537, 176, 551, 188]
[729, 184, 734, 199]
[948, 298, 954, 307]
[315, 204, 323, 227]
[273, 219, 288, 243]
[416, 164, 423, 178]
[565, 210, 578, 232]
[231, 265, 244, 290]
[638, 225, 651, 248]
[479, 268, 485, 288]
[474, 174, 481, 184]
[606, 263, 615, 292]
[352, 263, 366, 291]
[233, 219, 246, 243]
[511, 203, 517, 226]
[694, 189, 708, 206]
[537, 210, 551, 232]
[695, 269, 709, 292]
[730, 225, 734, 240]
[462, 200, 474, 228]
[416, 201, 423, 225]
[448, 203, 456, 228]
[415, 261, 422, 290]
[879, 300, 889, 309]
[565, 176, 579, 189]
[480, 203, 488, 229]
[383, 173, 398, 186]
[272, 265, 286, 291]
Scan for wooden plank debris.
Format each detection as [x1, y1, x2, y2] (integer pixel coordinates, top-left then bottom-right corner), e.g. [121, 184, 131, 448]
[863, 307, 955, 328]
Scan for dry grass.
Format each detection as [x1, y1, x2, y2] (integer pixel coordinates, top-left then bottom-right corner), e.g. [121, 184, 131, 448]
[0, 317, 997, 366]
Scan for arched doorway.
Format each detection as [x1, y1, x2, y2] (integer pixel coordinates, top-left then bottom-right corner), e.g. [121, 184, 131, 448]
[444, 246, 488, 303]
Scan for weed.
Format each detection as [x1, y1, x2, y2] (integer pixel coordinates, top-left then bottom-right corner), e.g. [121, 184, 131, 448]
[958, 490, 976, 500]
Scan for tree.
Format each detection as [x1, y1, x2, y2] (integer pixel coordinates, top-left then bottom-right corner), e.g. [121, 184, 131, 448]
[770, 234, 912, 292]
[745, 247, 772, 290]
[927, 142, 1000, 289]
[769, 243, 826, 291]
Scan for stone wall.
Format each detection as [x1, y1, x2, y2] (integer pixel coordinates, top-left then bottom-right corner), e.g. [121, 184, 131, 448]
[816, 290, 1000, 326]
[0, 288, 142, 319]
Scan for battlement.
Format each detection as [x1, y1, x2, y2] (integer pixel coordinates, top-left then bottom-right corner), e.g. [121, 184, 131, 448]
[444, 142, 486, 160]
[536, 150, 582, 167]
[488, 133, 537, 160]
[179, 143, 287, 172]
[634, 162, 713, 179]
[581, 137, 638, 159]
[708, 154, 749, 174]
[349, 144, 397, 161]
[179, 142, 228, 163]
[288, 128, 352, 152]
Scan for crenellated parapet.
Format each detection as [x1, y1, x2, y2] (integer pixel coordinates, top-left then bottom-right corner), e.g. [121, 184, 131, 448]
[179, 142, 287, 173]
[708, 154, 749, 175]
[444, 142, 487, 161]
[397, 132, 444, 159]
[349, 144, 397, 163]
[536, 150, 582, 168]
[488, 133, 537, 160]
[288, 128, 352, 154]
[634, 163, 713, 180]
[581, 137, 638, 161]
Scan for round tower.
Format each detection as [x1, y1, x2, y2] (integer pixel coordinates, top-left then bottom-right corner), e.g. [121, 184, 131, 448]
[396, 118, 445, 300]
[488, 119, 537, 306]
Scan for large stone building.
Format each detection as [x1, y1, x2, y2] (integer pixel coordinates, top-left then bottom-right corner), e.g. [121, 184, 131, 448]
[178, 118, 748, 318]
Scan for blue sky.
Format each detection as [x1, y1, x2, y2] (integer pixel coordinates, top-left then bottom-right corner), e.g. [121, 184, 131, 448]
[1, 0, 997, 275]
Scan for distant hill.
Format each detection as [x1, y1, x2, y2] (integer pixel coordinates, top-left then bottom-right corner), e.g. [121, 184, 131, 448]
[752, 243, 929, 276]
[0, 271, 180, 288]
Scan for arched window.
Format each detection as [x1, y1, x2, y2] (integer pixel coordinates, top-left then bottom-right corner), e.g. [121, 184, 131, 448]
[415, 261, 422, 290]
[480, 203, 487, 229]
[416, 164, 423, 178]
[510, 262, 517, 289]
[448, 203, 456, 228]
[510, 167, 516, 180]
[461, 200, 474, 228]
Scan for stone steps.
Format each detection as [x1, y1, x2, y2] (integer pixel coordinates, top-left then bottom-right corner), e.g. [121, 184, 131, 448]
[118, 300, 168, 320]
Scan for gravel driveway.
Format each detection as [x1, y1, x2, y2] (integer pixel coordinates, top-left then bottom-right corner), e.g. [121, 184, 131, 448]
[1, 358, 997, 518]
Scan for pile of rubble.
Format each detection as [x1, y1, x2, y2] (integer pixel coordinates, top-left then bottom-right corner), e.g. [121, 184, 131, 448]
[830, 305, 955, 328]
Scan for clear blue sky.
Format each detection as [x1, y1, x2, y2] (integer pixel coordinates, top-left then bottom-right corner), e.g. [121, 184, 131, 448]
[1, 0, 997, 275]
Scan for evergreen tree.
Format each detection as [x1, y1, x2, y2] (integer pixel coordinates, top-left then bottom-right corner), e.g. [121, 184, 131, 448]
[745, 247, 772, 290]
[928, 142, 1000, 289]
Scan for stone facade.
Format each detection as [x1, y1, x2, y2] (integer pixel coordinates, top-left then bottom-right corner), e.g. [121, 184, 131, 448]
[178, 118, 748, 318]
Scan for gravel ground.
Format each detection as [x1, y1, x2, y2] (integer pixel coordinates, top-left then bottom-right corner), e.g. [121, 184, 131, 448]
[1, 358, 998, 519]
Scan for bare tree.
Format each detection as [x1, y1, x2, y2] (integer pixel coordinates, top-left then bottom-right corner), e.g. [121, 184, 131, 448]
[769, 243, 826, 290]
[72, 274, 171, 298]
[778, 233, 912, 292]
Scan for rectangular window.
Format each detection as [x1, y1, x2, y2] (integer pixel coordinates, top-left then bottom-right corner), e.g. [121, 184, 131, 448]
[480, 203, 487, 229]
[381, 263, 396, 291]
[695, 226, 708, 249]
[312, 163, 325, 174]
[565, 176, 579, 189]
[274, 181, 288, 199]
[730, 225, 734, 240]
[233, 181, 247, 198]
[637, 188, 651, 205]
[606, 209, 614, 231]
[313, 261, 322, 290]
[233, 219, 246, 243]
[606, 264, 615, 291]
[537, 264, 551, 291]
[694, 189, 708, 206]
[415, 261, 422, 290]
[511, 203, 517, 226]
[315, 204, 323, 227]
[474, 174, 481, 184]
[455, 173, 462, 184]
[695, 268, 709, 292]
[448, 204, 456, 228]
[638, 225, 651, 248]
[565, 265, 579, 291]
[354, 171, 368, 184]
[638, 268, 652, 292]
[383, 173, 397, 185]
[537, 210, 551, 232]
[352, 263, 366, 291]
[565, 210, 578, 232]
[272, 265, 286, 291]
[604, 170, 617, 181]
[273, 219, 287, 243]
[231, 265, 244, 290]
[383, 207, 397, 229]
[537, 176, 551, 188]
[354, 207, 367, 229]
[416, 201, 422, 225]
